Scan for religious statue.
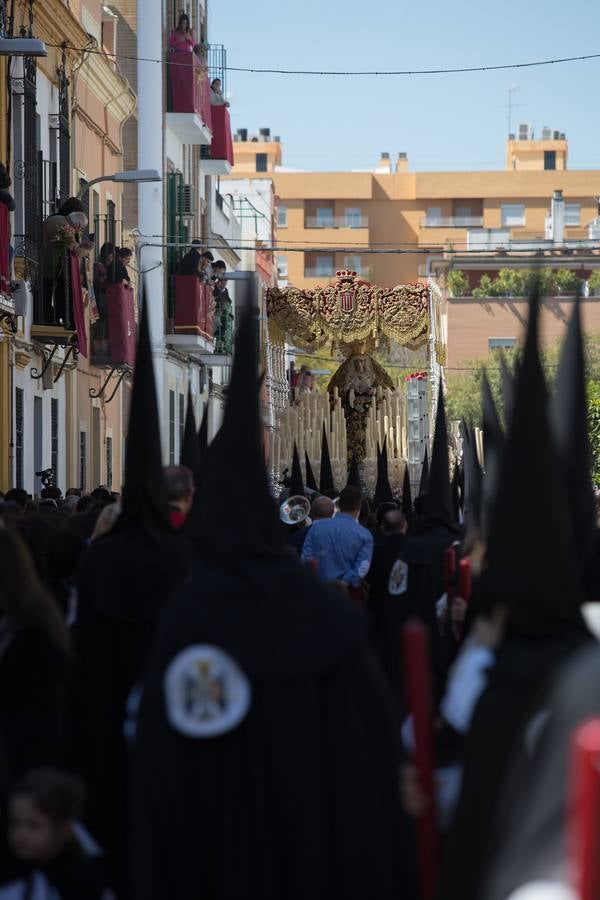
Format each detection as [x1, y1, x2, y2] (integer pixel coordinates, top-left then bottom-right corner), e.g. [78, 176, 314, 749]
[328, 354, 394, 463]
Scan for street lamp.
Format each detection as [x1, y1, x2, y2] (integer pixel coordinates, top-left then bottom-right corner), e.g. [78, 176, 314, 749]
[0, 38, 47, 56]
[78, 169, 161, 197]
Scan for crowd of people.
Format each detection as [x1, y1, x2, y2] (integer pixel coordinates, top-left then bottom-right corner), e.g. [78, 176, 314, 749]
[0, 283, 598, 899]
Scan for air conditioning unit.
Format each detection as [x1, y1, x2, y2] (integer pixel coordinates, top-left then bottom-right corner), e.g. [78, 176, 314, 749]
[11, 278, 29, 318]
[180, 185, 196, 217]
[553, 130, 561, 140]
[518, 123, 533, 141]
[541, 127, 552, 140]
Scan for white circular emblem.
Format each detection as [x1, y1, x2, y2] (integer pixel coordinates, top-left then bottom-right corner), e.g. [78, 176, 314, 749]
[388, 559, 408, 596]
[164, 645, 251, 738]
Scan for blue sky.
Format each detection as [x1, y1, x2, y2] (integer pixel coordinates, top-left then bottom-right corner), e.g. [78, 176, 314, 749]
[210, 0, 600, 172]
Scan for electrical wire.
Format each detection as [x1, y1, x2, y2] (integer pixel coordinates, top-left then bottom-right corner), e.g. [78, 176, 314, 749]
[45, 41, 600, 77]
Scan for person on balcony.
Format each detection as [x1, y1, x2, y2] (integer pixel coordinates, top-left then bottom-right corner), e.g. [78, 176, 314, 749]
[212, 260, 233, 353]
[93, 243, 114, 319]
[169, 12, 203, 57]
[106, 247, 132, 287]
[178, 240, 203, 277]
[42, 198, 93, 328]
[0, 163, 16, 213]
[209, 78, 229, 107]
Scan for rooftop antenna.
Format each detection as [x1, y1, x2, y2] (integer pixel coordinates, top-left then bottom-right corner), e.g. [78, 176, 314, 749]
[505, 84, 523, 137]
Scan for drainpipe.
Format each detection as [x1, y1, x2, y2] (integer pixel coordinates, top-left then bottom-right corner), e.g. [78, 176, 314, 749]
[551, 189, 565, 245]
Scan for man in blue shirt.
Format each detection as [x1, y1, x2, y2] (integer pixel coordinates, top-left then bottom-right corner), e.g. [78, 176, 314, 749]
[302, 485, 373, 587]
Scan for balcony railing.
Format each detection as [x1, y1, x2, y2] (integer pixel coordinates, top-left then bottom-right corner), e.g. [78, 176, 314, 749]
[35, 247, 88, 356]
[90, 283, 136, 367]
[173, 276, 214, 339]
[421, 215, 484, 227]
[167, 52, 212, 129]
[0, 203, 10, 296]
[200, 104, 234, 172]
[305, 215, 369, 229]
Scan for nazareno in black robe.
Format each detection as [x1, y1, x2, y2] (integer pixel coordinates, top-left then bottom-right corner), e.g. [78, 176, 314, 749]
[131, 552, 416, 900]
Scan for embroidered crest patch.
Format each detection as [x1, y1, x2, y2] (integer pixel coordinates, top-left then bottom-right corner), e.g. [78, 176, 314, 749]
[164, 645, 251, 738]
[388, 559, 408, 596]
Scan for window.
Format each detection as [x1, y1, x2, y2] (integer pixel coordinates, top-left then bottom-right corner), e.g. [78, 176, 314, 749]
[544, 151, 556, 170]
[51, 399, 59, 486]
[169, 390, 176, 465]
[489, 337, 517, 350]
[315, 255, 334, 276]
[315, 207, 334, 227]
[92, 407, 101, 489]
[344, 208, 362, 228]
[501, 204, 525, 227]
[277, 205, 287, 227]
[179, 393, 185, 458]
[565, 203, 581, 226]
[276, 255, 288, 278]
[106, 199, 116, 245]
[106, 436, 113, 490]
[426, 206, 442, 224]
[15, 388, 24, 489]
[79, 431, 87, 491]
[255, 153, 268, 173]
[344, 254, 361, 272]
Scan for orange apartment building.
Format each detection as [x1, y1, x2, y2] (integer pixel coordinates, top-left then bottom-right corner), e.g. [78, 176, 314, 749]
[228, 128, 600, 367]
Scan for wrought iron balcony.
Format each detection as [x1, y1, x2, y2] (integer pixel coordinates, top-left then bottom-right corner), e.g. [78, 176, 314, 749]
[304, 215, 369, 229]
[167, 53, 212, 144]
[200, 104, 234, 174]
[420, 215, 484, 227]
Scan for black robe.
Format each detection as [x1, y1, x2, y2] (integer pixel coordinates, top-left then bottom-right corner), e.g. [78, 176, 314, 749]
[437, 631, 590, 900]
[366, 532, 407, 694]
[69, 527, 190, 894]
[0, 624, 68, 779]
[131, 553, 416, 900]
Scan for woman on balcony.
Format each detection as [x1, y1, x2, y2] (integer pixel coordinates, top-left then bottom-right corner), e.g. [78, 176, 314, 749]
[210, 78, 229, 107]
[169, 13, 202, 56]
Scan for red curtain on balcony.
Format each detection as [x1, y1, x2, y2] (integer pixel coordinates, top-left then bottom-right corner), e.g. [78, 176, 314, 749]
[174, 276, 214, 339]
[169, 52, 212, 129]
[69, 250, 87, 358]
[210, 105, 234, 165]
[107, 283, 136, 366]
[0, 203, 10, 295]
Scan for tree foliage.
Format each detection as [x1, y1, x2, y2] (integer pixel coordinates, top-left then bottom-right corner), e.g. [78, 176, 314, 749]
[445, 332, 600, 483]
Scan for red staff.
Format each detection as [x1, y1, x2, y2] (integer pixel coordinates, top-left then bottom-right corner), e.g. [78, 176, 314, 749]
[569, 718, 600, 900]
[402, 619, 438, 900]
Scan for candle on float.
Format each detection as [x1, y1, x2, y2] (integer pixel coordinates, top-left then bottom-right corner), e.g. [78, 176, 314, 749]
[396, 415, 402, 459]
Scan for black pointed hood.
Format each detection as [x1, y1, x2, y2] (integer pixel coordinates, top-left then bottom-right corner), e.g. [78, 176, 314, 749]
[425, 382, 452, 522]
[346, 456, 361, 490]
[401, 464, 414, 532]
[197, 404, 208, 458]
[482, 371, 505, 535]
[319, 422, 335, 494]
[451, 464, 461, 524]
[418, 446, 429, 496]
[191, 293, 283, 556]
[374, 437, 394, 506]
[289, 442, 305, 496]
[462, 422, 483, 537]
[180, 387, 202, 485]
[500, 355, 516, 430]
[304, 451, 318, 492]
[550, 301, 597, 571]
[114, 288, 171, 537]
[479, 285, 587, 637]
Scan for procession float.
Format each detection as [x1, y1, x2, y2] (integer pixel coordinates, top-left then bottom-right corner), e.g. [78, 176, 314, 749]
[264, 270, 447, 496]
